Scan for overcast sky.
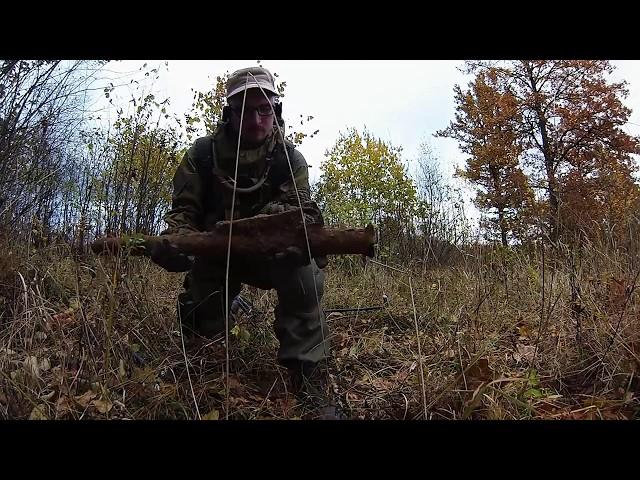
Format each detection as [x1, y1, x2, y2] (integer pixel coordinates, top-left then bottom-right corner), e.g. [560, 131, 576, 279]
[98, 60, 640, 224]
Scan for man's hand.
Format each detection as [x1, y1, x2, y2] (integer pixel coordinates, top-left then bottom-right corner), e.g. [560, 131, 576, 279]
[150, 237, 194, 272]
[259, 200, 328, 269]
[259, 201, 289, 216]
[259, 200, 323, 227]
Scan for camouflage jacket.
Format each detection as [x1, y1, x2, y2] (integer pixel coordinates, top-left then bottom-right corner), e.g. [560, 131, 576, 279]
[163, 121, 320, 235]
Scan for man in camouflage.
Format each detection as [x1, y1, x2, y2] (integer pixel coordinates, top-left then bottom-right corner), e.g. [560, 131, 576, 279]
[150, 67, 337, 419]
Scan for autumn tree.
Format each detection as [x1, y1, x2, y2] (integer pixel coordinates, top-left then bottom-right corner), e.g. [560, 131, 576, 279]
[437, 70, 538, 245]
[463, 60, 640, 243]
[439, 60, 640, 244]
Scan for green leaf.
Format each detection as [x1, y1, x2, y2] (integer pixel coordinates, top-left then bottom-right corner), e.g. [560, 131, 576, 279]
[523, 388, 544, 399]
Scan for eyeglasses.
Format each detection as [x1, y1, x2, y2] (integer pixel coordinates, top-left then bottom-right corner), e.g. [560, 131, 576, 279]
[229, 104, 274, 117]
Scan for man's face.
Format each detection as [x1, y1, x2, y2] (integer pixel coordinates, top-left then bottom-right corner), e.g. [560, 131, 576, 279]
[228, 89, 276, 148]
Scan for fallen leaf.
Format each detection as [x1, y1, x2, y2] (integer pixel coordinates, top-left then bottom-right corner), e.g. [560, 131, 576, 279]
[346, 391, 362, 402]
[56, 396, 74, 416]
[39, 357, 51, 372]
[467, 358, 493, 382]
[523, 388, 545, 399]
[29, 404, 48, 420]
[93, 398, 113, 414]
[371, 377, 395, 390]
[40, 390, 55, 401]
[1, 347, 16, 355]
[516, 344, 536, 363]
[52, 309, 74, 324]
[203, 409, 220, 420]
[228, 377, 243, 391]
[74, 390, 97, 408]
[131, 366, 157, 384]
[535, 401, 560, 415]
[517, 325, 532, 338]
[23, 356, 40, 378]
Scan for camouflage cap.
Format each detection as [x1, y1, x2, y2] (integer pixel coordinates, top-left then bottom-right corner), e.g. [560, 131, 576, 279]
[226, 67, 278, 100]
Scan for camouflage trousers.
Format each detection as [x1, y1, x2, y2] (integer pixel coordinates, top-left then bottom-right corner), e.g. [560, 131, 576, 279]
[177, 257, 329, 365]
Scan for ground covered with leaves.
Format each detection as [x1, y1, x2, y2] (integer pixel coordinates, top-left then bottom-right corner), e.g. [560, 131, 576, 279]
[1, 240, 639, 420]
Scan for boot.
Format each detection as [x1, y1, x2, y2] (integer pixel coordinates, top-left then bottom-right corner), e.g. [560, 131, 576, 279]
[287, 360, 340, 420]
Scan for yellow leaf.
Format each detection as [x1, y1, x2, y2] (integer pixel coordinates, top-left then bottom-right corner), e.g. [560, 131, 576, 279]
[203, 409, 220, 420]
[29, 404, 48, 420]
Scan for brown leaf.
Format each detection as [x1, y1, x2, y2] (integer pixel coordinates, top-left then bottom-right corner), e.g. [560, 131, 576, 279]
[227, 377, 244, 393]
[92, 398, 113, 414]
[371, 377, 395, 391]
[131, 366, 157, 384]
[346, 391, 362, 403]
[467, 358, 493, 382]
[514, 344, 536, 363]
[74, 390, 97, 408]
[56, 396, 74, 417]
[517, 325, 532, 339]
[535, 401, 560, 416]
[51, 308, 76, 326]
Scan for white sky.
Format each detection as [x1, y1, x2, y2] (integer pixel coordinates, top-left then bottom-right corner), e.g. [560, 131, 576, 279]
[98, 60, 640, 225]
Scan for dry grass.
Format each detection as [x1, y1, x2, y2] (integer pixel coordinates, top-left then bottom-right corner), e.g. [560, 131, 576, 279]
[1, 237, 639, 420]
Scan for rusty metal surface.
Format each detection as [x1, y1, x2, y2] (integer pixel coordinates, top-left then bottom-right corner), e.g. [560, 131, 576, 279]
[91, 209, 376, 259]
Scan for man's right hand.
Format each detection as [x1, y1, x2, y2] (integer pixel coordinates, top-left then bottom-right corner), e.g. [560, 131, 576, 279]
[150, 237, 194, 272]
